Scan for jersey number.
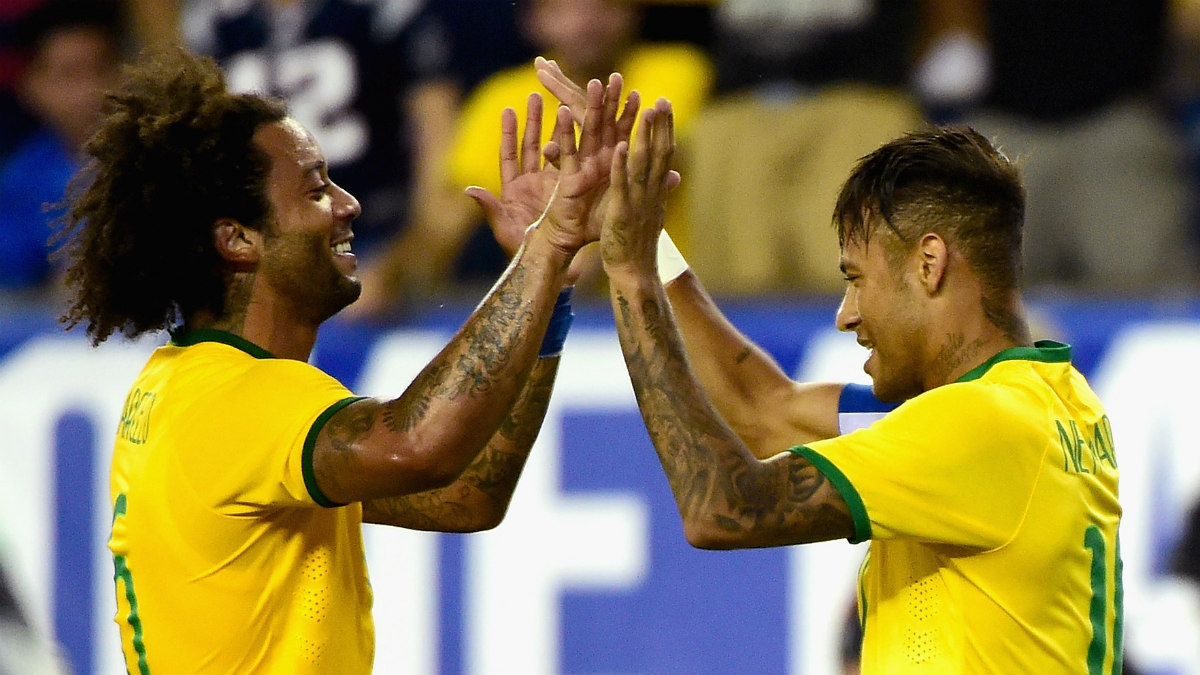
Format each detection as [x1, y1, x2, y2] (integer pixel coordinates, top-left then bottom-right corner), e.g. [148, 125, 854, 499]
[1085, 525, 1124, 675]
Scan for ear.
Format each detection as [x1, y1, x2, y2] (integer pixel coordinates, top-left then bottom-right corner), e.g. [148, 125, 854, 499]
[916, 233, 949, 294]
[212, 218, 261, 269]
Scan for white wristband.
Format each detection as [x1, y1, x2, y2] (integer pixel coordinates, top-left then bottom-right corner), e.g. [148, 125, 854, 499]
[656, 230, 689, 285]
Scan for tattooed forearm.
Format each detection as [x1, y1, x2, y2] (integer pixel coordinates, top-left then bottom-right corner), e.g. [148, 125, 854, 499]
[365, 359, 558, 531]
[613, 287, 848, 546]
[384, 267, 540, 433]
[498, 357, 557, 443]
[448, 276, 535, 398]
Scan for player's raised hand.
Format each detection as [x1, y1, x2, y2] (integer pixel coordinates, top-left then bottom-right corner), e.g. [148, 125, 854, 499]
[601, 98, 676, 277]
[468, 92, 560, 258]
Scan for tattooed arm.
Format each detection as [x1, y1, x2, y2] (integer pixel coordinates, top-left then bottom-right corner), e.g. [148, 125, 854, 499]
[534, 56, 843, 459]
[311, 248, 564, 506]
[360, 357, 558, 531]
[309, 81, 618, 508]
[599, 101, 854, 549]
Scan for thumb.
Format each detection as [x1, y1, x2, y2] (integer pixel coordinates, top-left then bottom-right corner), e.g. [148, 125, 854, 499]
[665, 170, 682, 192]
[465, 186, 501, 224]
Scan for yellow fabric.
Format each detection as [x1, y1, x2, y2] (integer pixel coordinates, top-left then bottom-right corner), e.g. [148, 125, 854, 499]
[796, 342, 1121, 675]
[108, 331, 374, 675]
[447, 43, 713, 253]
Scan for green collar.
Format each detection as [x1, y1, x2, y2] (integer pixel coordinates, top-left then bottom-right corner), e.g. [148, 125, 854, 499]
[955, 340, 1071, 383]
[168, 328, 275, 359]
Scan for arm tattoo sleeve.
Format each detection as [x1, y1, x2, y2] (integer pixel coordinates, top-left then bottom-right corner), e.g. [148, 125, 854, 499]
[613, 290, 850, 545]
[364, 357, 560, 531]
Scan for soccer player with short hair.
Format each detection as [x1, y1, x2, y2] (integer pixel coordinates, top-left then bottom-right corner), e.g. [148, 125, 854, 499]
[536, 60, 1122, 675]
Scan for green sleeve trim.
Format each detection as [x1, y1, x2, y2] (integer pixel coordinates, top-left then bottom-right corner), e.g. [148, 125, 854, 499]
[790, 445, 872, 544]
[302, 396, 370, 508]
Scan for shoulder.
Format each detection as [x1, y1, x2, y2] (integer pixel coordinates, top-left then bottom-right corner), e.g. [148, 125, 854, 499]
[623, 42, 714, 76]
[620, 43, 715, 123]
[894, 377, 1048, 445]
[0, 132, 73, 188]
[462, 65, 538, 111]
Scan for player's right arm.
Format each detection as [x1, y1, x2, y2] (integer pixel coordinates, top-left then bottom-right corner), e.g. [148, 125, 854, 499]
[663, 267, 845, 458]
[309, 81, 619, 512]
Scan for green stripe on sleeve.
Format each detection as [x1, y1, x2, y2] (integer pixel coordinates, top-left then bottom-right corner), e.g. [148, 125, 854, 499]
[303, 396, 370, 508]
[790, 445, 872, 543]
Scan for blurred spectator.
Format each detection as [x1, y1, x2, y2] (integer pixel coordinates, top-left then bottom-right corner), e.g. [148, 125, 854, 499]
[0, 0, 48, 163]
[349, 0, 714, 320]
[679, 0, 927, 296]
[181, 0, 463, 274]
[1167, 0, 1200, 259]
[918, 0, 1199, 294]
[0, 0, 123, 297]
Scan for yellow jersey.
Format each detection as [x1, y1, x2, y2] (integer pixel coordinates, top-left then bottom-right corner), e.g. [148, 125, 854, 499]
[108, 329, 374, 675]
[795, 341, 1122, 675]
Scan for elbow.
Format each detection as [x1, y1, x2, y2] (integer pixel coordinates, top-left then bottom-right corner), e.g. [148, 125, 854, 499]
[461, 507, 507, 533]
[680, 515, 743, 551]
[394, 450, 466, 493]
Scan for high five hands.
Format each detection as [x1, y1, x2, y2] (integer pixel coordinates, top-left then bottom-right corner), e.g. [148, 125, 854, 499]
[469, 70, 641, 284]
[533, 56, 679, 281]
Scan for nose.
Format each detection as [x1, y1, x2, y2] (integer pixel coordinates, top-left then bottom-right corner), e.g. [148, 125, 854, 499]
[835, 284, 860, 333]
[333, 183, 361, 220]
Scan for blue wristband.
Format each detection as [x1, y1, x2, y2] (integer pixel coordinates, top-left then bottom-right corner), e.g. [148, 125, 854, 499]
[538, 287, 574, 358]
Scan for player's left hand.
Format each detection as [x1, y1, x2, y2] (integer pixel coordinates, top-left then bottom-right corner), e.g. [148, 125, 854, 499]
[601, 98, 676, 278]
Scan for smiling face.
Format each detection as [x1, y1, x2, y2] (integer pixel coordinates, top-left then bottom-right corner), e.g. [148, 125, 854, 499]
[835, 232, 930, 403]
[253, 118, 362, 323]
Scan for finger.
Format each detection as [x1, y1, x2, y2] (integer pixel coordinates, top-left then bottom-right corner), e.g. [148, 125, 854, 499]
[629, 107, 656, 195]
[465, 185, 500, 224]
[601, 72, 624, 149]
[577, 79, 605, 158]
[615, 90, 641, 145]
[498, 107, 519, 186]
[606, 140, 631, 233]
[665, 169, 682, 192]
[542, 141, 562, 170]
[647, 98, 675, 194]
[553, 105, 579, 174]
[534, 56, 587, 124]
[521, 93, 543, 175]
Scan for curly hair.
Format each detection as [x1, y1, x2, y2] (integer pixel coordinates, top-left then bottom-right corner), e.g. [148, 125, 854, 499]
[55, 45, 287, 345]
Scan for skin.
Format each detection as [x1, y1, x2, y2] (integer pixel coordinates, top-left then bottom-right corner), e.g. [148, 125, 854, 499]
[524, 0, 641, 83]
[199, 80, 624, 529]
[596, 102, 854, 549]
[20, 26, 119, 150]
[537, 60, 1032, 549]
[837, 230, 1026, 403]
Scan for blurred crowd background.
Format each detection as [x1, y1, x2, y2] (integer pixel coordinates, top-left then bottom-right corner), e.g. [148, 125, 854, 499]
[3, 1, 1200, 674]
[4, 0, 1200, 314]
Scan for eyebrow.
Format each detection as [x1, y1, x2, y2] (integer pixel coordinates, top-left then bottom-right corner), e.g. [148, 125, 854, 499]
[301, 159, 327, 175]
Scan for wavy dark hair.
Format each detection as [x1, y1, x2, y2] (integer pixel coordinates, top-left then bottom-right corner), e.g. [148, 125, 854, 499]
[55, 46, 287, 345]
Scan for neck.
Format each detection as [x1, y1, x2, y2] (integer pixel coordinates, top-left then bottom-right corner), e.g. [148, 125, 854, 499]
[923, 291, 1030, 389]
[186, 274, 320, 361]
